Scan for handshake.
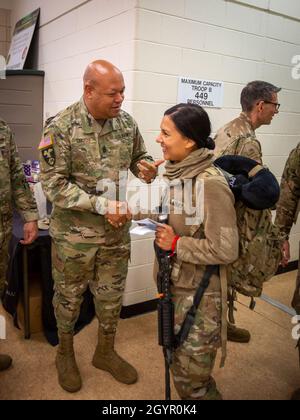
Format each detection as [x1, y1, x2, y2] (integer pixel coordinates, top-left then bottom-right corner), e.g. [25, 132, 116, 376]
[102, 159, 165, 229]
[104, 200, 132, 229]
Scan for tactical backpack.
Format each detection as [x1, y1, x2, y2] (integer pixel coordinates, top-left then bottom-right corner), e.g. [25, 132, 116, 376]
[214, 155, 283, 317]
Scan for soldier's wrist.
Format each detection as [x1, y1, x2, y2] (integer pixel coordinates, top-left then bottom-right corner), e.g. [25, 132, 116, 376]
[95, 197, 109, 215]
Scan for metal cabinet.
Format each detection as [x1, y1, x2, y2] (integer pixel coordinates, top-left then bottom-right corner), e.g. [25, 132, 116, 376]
[0, 69, 44, 161]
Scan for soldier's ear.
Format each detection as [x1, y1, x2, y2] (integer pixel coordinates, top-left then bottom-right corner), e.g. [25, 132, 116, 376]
[257, 100, 264, 112]
[185, 138, 196, 151]
[84, 82, 94, 98]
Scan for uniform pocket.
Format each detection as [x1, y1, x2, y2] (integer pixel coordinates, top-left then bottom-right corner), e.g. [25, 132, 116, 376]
[71, 138, 100, 173]
[104, 220, 131, 247]
[171, 260, 197, 289]
[174, 292, 221, 356]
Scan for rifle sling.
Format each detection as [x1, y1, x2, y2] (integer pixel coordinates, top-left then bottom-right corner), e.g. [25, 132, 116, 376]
[174, 265, 219, 349]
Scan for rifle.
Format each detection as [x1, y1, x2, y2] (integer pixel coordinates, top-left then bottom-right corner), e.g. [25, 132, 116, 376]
[154, 215, 218, 400]
[155, 241, 174, 401]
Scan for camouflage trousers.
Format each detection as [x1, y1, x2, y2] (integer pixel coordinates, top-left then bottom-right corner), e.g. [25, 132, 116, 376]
[52, 238, 130, 334]
[171, 351, 220, 400]
[170, 292, 222, 400]
[0, 227, 11, 298]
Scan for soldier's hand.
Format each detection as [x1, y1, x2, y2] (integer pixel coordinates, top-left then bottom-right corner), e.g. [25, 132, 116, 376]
[280, 239, 290, 267]
[20, 221, 38, 245]
[137, 159, 164, 183]
[155, 225, 176, 251]
[105, 200, 132, 228]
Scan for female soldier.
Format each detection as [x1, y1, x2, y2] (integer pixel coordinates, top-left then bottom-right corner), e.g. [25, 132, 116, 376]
[153, 103, 239, 400]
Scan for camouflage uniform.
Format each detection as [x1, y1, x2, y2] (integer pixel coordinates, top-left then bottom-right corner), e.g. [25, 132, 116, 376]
[275, 143, 300, 317]
[214, 112, 275, 303]
[39, 98, 153, 335]
[214, 112, 263, 162]
[0, 119, 38, 296]
[162, 149, 238, 399]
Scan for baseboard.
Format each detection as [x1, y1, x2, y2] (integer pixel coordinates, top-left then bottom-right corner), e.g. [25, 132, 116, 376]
[275, 260, 298, 275]
[120, 299, 157, 319]
[121, 260, 299, 319]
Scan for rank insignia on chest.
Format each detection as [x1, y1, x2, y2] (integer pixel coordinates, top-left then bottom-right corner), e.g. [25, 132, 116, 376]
[41, 147, 56, 167]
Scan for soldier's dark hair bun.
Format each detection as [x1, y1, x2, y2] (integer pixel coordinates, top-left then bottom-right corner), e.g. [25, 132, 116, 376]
[204, 136, 215, 150]
[164, 103, 213, 150]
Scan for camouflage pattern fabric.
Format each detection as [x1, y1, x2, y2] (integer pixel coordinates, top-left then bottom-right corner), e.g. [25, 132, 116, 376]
[229, 202, 282, 297]
[159, 149, 238, 400]
[214, 113, 281, 297]
[170, 293, 221, 400]
[0, 119, 38, 294]
[52, 238, 130, 333]
[172, 291, 222, 355]
[171, 350, 221, 400]
[214, 112, 262, 163]
[40, 98, 152, 244]
[40, 98, 153, 333]
[275, 144, 300, 315]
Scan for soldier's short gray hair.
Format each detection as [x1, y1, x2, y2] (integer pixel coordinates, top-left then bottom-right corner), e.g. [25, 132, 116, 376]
[241, 81, 281, 112]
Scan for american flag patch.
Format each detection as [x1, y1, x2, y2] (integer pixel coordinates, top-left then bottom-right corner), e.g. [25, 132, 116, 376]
[38, 135, 54, 150]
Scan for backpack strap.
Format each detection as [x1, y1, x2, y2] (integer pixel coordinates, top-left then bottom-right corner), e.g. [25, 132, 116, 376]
[174, 265, 219, 349]
[248, 164, 263, 178]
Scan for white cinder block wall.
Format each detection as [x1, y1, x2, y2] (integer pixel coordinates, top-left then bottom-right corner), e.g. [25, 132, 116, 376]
[11, 0, 136, 119]
[131, 0, 300, 303]
[8, 0, 300, 306]
[0, 0, 11, 58]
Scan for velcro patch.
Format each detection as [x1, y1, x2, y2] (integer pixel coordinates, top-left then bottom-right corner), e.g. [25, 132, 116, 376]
[39, 135, 54, 150]
[41, 147, 56, 167]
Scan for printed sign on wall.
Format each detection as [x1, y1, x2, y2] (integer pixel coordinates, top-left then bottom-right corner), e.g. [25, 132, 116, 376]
[178, 77, 224, 108]
[6, 8, 40, 70]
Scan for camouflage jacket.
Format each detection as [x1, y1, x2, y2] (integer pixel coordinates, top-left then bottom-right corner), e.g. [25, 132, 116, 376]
[213, 111, 273, 266]
[0, 119, 38, 232]
[214, 112, 262, 163]
[275, 143, 300, 239]
[39, 98, 154, 243]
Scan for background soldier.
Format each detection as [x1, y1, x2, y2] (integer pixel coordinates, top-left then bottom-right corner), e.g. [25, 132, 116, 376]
[275, 144, 300, 400]
[40, 60, 162, 393]
[0, 119, 38, 372]
[214, 80, 281, 343]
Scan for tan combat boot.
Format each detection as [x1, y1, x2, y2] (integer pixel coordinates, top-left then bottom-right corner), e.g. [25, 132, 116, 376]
[0, 354, 12, 371]
[227, 323, 251, 343]
[291, 388, 300, 400]
[55, 332, 82, 393]
[92, 326, 138, 384]
[201, 378, 223, 400]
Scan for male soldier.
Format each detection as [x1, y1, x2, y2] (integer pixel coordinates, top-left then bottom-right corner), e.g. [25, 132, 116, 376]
[0, 119, 38, 371]
[275, 144, 300, 400]
[39, 60, 162, 393]
[214, 80, 281, 343]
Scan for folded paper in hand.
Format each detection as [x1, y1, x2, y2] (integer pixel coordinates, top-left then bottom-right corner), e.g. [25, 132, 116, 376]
[137, 218, 164, 231]
[130, 218, 164, 236]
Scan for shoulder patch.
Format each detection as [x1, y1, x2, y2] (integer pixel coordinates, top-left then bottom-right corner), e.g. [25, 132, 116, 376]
[39, 134, 54, 150]
[41, 147, 56, 167]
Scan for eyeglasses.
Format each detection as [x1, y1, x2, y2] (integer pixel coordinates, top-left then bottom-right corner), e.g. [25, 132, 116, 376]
[263, 101, 280, 111]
